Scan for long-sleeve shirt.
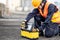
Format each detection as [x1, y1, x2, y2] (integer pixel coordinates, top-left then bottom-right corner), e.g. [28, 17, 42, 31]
[25, 3, 59, 30]
[25, 4, 58, 23]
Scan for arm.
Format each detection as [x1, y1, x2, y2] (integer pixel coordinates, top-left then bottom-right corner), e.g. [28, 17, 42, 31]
[25, 8, 39, 22]
[39, 4, 58, 30]
[21, 8, 39, 28]
[44, 4, 58, 23]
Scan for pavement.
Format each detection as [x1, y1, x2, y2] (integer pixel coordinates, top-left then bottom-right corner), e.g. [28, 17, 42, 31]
[0, 13, 60, 40]
[0, 25, 60, 40]
[0, 25, 20, 40]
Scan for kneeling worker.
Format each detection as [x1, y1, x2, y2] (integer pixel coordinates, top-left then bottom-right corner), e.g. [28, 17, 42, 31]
[21, 0, 59, 37]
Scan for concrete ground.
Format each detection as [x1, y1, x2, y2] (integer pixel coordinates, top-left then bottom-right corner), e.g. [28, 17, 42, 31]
[0, 25, 60, 40]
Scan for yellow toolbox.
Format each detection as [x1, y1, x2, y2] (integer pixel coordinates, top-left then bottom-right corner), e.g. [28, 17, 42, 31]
[20, 29, 39, 39]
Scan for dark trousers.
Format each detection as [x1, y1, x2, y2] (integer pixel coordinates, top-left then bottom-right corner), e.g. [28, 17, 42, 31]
[45, 23, 59, 37]
[35, 22, 59, 37]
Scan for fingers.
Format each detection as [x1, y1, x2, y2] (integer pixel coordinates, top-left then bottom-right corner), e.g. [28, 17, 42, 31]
[32, 27, 39, 31]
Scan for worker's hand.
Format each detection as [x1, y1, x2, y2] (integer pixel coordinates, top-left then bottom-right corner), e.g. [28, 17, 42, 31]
[32, 28, 36, 31]
[36, 28, 39, 31]
[32, 28, 39, 32]
[20, 20, 27, 29]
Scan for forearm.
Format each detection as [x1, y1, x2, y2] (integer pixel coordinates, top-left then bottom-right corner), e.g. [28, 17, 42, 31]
[39, 4, 58, 30]
[44, 4, 58, 23]
[25, 8, 39, 22]
[25, 12, 35, 22]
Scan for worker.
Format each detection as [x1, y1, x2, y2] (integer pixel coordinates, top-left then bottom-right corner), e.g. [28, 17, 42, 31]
[21, 0, 59, 38]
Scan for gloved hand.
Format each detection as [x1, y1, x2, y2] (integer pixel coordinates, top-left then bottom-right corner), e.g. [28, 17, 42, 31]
[20, 20, 27, 29]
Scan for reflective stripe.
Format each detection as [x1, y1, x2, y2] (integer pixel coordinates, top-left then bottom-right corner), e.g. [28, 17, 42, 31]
[38, 2, 50, 18]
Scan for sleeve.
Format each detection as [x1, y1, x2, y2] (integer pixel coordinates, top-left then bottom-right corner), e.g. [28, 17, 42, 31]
[44, 4, 58, 23]
[25, 8, 39, 22]
[39, 4, 58, 30]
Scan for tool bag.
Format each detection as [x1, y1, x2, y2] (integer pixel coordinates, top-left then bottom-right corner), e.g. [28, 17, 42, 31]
[20, 24, 39, 39]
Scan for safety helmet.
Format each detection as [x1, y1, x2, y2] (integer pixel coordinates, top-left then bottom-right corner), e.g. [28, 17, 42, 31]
[32, 0, 42, 8]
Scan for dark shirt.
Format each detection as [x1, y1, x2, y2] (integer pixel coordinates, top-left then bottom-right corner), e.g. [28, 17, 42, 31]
[25, 4, 58, 23]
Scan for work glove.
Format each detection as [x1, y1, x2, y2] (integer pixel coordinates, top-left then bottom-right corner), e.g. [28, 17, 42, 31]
[20, 20, 27, 29]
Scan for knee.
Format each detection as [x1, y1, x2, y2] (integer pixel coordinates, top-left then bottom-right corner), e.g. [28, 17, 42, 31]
[45, 32, 54, 38]
[45, 30, 54, 38]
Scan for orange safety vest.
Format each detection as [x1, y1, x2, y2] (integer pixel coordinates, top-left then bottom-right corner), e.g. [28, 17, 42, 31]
[38, 2, 60, 23]
[38, 2, 50, 18]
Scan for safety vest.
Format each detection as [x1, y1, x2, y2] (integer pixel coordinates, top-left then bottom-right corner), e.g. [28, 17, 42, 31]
[38, 2, 60, 23]
[38, 2, 50, 18]
[51, 11, 60, 23]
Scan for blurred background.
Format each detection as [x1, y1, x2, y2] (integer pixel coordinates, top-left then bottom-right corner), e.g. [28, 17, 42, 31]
[0, 0, 60, 40]
[0, 0, 33, 18]
[0, 0, 60, 18]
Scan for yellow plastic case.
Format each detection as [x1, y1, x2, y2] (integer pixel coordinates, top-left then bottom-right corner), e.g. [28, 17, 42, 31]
[20, 29, 39, 39]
